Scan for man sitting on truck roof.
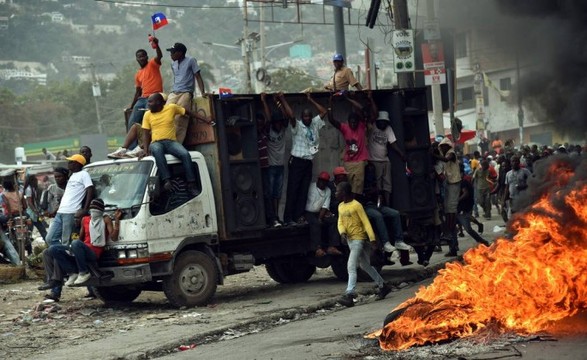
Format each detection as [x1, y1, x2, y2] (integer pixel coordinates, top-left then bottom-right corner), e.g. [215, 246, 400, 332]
[140, 92, 198, 196]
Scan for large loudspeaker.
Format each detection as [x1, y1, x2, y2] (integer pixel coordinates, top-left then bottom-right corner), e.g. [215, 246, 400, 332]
[216, 100, 267, 232]
[388, 89, 436, 214]
[230, 162, 264, 227]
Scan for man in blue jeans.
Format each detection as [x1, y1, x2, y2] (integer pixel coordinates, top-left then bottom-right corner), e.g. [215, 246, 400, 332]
[41, 154, 94, 301]
[141, 93, 209, 196]
[124, 37, 163, 150]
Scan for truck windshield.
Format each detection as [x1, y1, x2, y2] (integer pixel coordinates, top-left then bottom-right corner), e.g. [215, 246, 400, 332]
[85, 161, 152, 210]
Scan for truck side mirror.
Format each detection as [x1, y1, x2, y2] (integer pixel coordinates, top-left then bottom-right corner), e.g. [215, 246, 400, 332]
[147, 176, 160, 199]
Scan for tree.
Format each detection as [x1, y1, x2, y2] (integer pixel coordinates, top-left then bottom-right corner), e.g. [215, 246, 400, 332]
[267, 67, 321, 93]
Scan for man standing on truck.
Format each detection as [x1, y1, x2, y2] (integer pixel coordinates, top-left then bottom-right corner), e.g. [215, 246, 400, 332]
[122, 37, 163, 152]
[328, 96, 369, 197]
[166, 42, 207, 144]
[141, 92, 201, 196]
[280, 93, 328, 226]
[260, 92, 288, 227]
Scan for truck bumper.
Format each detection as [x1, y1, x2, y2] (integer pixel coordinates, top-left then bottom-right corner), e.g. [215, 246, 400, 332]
[90, 264, 152, 286]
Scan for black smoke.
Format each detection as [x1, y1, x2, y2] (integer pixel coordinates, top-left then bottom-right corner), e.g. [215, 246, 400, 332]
[438, 0, 587, 137]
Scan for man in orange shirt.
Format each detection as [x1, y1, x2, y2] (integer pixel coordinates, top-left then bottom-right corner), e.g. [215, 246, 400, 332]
[123, 36, 164, 150]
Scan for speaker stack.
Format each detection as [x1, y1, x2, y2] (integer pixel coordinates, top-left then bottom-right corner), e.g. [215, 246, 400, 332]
[388, 89, 436, 215]
[216, 100, 266, 232]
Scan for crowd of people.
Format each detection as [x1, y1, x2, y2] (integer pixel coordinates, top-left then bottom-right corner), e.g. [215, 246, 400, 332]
[2, 41, 584, 308]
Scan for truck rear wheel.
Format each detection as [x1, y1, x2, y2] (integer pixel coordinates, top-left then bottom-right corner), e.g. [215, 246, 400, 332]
[93, 285, 142, 303]
[265, 258, 316, 284]
[163, 250, 218, 308]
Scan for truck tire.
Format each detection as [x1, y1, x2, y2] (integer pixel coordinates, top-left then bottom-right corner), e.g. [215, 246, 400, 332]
[330, 257, 348, 281]
[265, 262, 289, 284]
[163, 250, 218, 308]
[266, 258, 316, 284]
[93, 285, 142, 303]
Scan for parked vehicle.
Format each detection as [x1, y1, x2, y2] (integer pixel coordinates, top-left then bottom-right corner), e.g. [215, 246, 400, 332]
[85, 89, 436, 307]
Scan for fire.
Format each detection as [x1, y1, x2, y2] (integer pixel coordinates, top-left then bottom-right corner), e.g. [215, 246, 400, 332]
[375, 158, 587, 351]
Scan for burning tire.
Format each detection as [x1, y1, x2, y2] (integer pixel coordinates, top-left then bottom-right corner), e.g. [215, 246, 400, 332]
[163, 250, 218, 308]
[93, 285, 142, 303]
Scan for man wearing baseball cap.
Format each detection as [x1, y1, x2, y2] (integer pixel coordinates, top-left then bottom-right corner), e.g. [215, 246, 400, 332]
[324, 53, 363, 92]
[304, 171, 342, 257]
[166, 42, 207, 144]
[434, 137, 462, 257]
[45, 154, 94, 247]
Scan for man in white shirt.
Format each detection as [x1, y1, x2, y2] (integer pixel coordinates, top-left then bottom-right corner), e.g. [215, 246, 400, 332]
[305, 171, 342, 257]
[280, 93, 327, 226]
[45, 154, 94, 247]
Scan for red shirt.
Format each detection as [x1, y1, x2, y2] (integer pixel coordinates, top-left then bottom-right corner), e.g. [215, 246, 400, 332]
[81, 216, 107, 258]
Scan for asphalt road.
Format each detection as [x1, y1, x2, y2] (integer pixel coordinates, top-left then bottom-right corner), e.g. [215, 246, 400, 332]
[160, 282, 587, 360]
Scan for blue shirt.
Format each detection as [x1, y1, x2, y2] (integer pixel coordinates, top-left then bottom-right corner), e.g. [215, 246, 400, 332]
[170, 56, 201, 93]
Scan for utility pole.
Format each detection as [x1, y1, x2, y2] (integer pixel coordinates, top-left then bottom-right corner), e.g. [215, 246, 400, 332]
[258, 3, 266, 93]
[426, 0, 444, 138]
[88, 63, 103, 134]
[242, 3, 253, 94]
[333, 6, 346, 58]
[392, 0, 414, 88]
[516, 52, 524, 146]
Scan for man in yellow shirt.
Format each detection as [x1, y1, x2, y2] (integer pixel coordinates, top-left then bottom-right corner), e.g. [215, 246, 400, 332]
[141, 93, 201, 194]
[336, 181, 390, 307]
[324, 54, 363, 92]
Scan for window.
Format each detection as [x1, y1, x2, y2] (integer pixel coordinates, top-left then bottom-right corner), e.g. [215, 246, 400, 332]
[455, 32, 467, 59]
[457, 87, 474, 109]
[86, 161, 152, 217]
[150, 162, 202, 215]
[500, 77, 512, 91]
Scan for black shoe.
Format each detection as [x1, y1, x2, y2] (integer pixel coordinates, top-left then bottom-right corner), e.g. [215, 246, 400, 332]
[458, 231, 465, 237]
[44, 293, 60, 302]
[417, 260, 430, 267]
[38, 280, 61, 291]
[477, 223, 484, 234]
[337, 293, 355, 307]
[377, 285, 391, 300]
[434, 245, 443, 253]
[444, 252, 457, 257]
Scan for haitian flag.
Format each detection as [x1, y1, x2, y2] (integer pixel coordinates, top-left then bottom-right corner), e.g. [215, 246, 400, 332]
[151, 12, 168, 30]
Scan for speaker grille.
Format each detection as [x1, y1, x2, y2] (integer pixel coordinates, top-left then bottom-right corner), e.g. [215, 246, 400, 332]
[235, 196, 260, 226]
[231, 166, 255, 193]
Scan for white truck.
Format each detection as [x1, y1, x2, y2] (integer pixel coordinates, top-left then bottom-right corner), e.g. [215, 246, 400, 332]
[84, 89, 436, 307]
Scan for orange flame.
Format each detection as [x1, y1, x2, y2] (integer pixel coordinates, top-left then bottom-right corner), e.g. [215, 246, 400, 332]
[376, 159, 587, 351]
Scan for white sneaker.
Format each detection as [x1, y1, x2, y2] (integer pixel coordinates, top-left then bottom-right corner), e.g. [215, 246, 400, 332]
[394, 240, 412, 251]
[108, 147, 127, 158]
[383, 242, 396, 253]
[125, 146, 144, 158]
[272, 220, 282, 228]
[65, 273, 78, 287]
[73, 272, 92, 285]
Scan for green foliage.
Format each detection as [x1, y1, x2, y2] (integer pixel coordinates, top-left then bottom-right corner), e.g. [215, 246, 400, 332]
[267, 67, 321, 93]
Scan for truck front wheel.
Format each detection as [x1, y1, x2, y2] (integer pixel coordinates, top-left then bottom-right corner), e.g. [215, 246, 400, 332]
[93, 285, 142, 303]
[163, 250, 218, 308]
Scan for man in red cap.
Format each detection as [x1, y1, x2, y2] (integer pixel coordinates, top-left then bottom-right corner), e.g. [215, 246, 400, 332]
[304, 171, 342, 257]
